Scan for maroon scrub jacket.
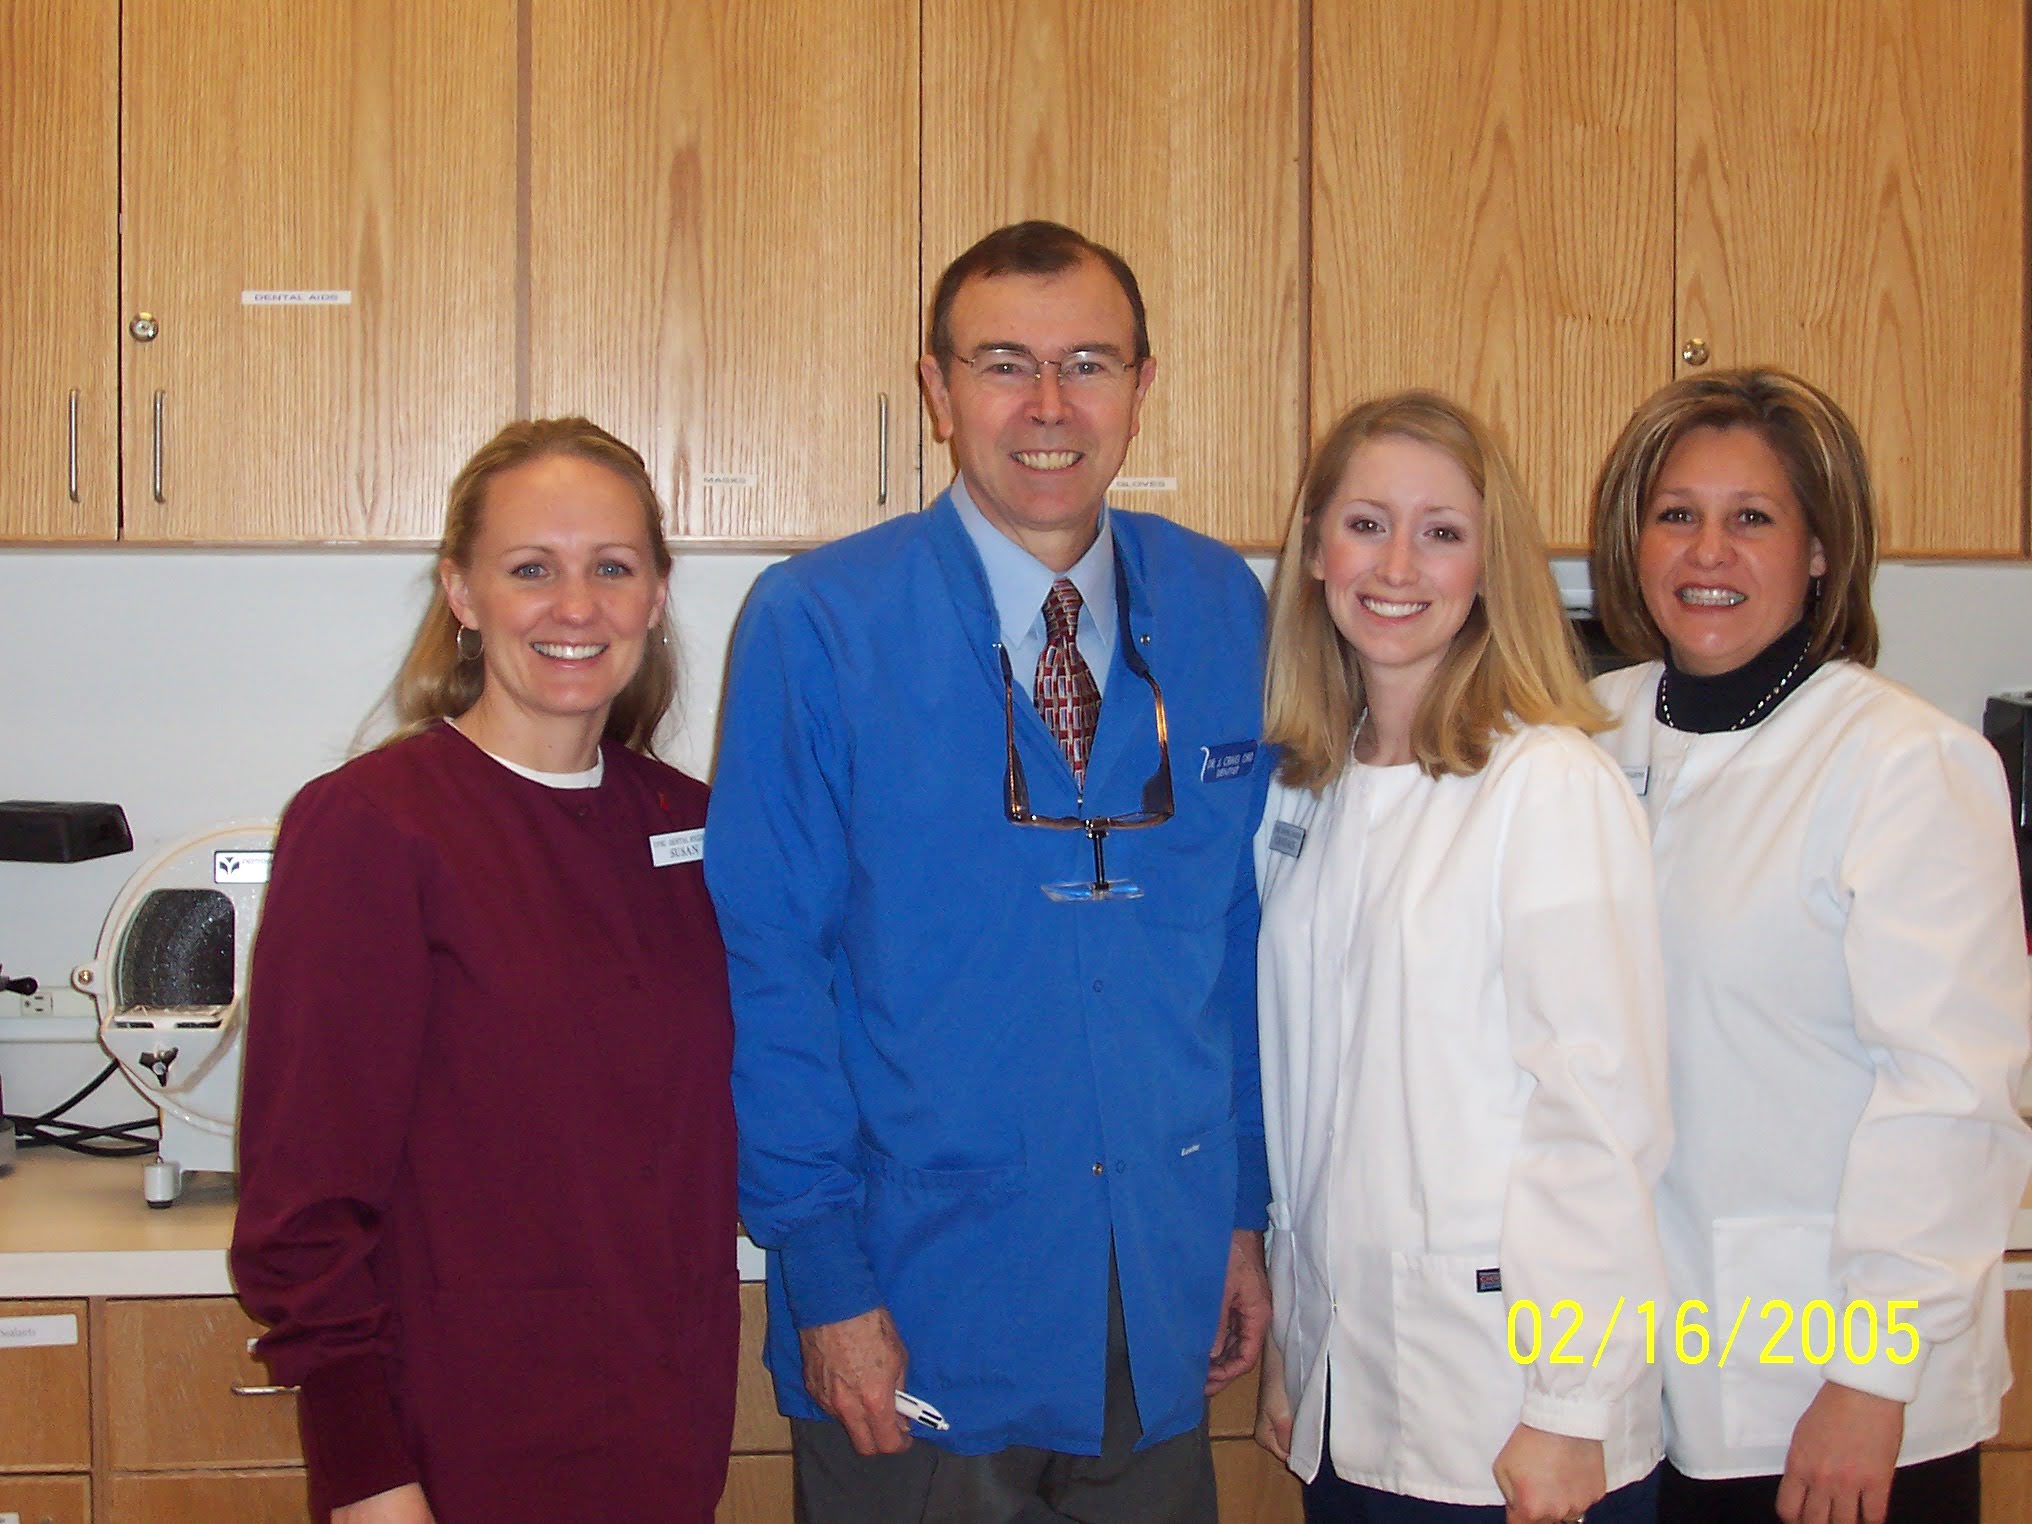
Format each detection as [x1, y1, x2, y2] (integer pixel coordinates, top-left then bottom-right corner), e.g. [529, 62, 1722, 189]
[231, 723, 737, 1522]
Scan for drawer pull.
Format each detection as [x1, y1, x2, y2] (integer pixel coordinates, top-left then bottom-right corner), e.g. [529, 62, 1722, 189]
[231, 1382, 300, 1396]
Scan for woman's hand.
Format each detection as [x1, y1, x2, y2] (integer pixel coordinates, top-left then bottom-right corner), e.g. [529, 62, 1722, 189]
[1776, 1380, 1903, 1524]
[1492, 1424, 1605, 1524]
[333, 1483, 435, 1524]
[1253, 1333, 1293, 1462]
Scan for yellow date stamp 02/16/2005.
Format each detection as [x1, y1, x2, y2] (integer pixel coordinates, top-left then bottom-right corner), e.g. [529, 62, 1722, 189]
[1506, 1298, 1921, 1369]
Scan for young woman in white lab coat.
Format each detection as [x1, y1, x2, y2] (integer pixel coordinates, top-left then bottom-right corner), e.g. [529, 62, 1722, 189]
[1587, 368, 2032, 1524]
[1254, 391, 1674, 1524]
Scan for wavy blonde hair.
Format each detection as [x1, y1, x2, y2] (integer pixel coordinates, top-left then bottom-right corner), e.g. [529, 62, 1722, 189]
[1589, 367, 1879, 668]
[1265, 391, 1602, 788]
[385, 417, 677, 753]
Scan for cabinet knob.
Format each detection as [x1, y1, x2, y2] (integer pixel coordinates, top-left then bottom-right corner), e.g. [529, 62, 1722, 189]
[129, 312, 160, 342]
[1680, 337, 1710, 367]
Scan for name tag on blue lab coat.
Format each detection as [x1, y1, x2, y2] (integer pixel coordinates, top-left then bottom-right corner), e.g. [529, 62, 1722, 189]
[648, 828, 704, 867]
[1199, 739, 1259, 783]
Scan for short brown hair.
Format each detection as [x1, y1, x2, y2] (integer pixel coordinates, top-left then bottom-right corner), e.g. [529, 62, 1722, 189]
[925, 220, 1150, 369]
[1589, 368, 1879, 667]
[1265, 390, 1603, 788]
[387, 417, 678, 753]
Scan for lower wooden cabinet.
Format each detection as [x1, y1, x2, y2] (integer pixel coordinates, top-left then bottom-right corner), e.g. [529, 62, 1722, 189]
[716, 1453, 795, 1524]
[0, 1299, 90, 1471]
[104, 1298, 302, 1471]
[0, 1473, 91, 1524]
[101, 1470, 310, 1524]
[1980, 1271, 2032, 1524]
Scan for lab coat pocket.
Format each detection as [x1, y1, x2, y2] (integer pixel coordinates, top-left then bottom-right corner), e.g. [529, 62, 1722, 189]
[1391, 1249, 1518, 1490]
[1712, 1214, 1837, 1450]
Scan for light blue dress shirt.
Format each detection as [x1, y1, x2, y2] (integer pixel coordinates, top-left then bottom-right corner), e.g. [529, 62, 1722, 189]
[951, 474, 1117, 699]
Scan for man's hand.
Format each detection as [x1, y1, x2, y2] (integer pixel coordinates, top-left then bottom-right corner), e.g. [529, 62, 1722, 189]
[1253, 1332, 1293, 1462]
[1207, 1228, 1270, 1394]
[801, 1306, 913, 1457]
[333, 1483, 435, 1524]
[1776, 1380, 1904, 1524]
[1492, 1424, 1604, 1524]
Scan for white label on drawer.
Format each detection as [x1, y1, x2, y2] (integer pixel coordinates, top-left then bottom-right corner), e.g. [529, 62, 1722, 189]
[3, 1510, 22, 1523]
[2006, 1260, 2032, 1292]
[702, 472, 759, 488]
[241, 289, 353, 305]
[1110, 476, 1178, 492]
[0, 1312, 79, 1349]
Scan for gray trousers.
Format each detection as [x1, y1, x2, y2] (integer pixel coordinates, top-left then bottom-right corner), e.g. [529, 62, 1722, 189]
[791, 1263, 1217, 1524]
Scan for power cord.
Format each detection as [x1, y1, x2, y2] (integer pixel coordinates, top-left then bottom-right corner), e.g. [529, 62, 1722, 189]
[3, 1058, 159, 1158]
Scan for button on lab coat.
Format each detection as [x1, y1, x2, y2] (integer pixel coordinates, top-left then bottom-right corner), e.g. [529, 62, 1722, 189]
[1256, 724, 1672, 1504]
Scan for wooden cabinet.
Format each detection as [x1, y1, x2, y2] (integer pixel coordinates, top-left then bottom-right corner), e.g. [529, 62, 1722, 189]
[922, 0, 1307, 548]
[102, 1299, 302, 1471]
[101, 1472, 310, 1524]
[120, 0, 519, 542]
[1983, 1272, 2032, 1524]
[1210, 1363, 1304, 1522]
[528, 0, 919, 544]
[1311, 0, 2024, 558]
[0, 0, 119, 540]
[0, 1300, 90, 1473]
[0, 1474, 91, 1524]
[1677, 0, 2023, 558]
[1312, 0, 1673, 552]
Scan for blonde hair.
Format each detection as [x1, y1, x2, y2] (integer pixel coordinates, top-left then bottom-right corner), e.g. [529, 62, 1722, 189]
[1590, 368, 1879, 668]
[1265, 390, 1602, 788]
[386, 417, 678, 753]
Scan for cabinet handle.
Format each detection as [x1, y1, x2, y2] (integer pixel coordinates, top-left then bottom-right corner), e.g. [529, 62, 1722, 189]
[67, 389, 79, 504]
[877, 392, 890, 507]
[230, 1382, 300, 1396]
[1680, 337, 1710, 367]
[151, 389, 166, 503]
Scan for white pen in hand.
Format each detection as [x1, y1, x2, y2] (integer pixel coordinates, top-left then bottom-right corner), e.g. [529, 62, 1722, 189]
[894, 1388, 950, 1432]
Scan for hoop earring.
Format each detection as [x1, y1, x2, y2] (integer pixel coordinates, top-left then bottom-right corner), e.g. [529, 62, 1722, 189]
[456, 625, 483, 661]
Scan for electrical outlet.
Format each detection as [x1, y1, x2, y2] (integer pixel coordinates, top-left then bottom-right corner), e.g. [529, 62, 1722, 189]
[0, 985, 99, 1043]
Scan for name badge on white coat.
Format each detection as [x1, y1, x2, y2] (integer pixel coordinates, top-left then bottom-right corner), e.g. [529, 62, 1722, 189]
[1620, 765, 1650, 797]
[1267, 821, 1306, 859]
[648, 828, 704, 867]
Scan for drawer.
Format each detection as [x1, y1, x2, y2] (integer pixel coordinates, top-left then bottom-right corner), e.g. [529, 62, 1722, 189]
[1982, 1447, 2032, 1524]
[101, 1469, 309, 1524]
[0, 1473, 90, 1524]
[104, 1298, 302, 1470]
[1993, 1275, 2032, 1449]
[1213, 1435, 1303, 1523]
[733, 1282, 791, 1454]
[1209, 1361, 1262, 1439]
[715, 1453, 793, 1524]
[0, 1301, 89, 1471]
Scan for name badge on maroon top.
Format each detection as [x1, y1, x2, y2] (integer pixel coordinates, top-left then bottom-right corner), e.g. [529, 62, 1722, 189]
[648, 828, 704, 867]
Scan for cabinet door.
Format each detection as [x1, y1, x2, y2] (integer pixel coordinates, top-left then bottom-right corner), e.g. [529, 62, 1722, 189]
[1677, 0, 2024, 557]
[0, 1300, 89, 1472]
[0, 1473, 91, 1524]
[715, 1453, 794, 1524]
[121, 0, 519, 542]
[923, 0, 1305, 548]
[103, 1298, 302, 1471]
[0, 0, 118, 540]
[1982, 1448, 2032, 1524]
[102, 1470, 310, 1524]
[1213, 1435, 1304, 1523]
[1996, 1281, 2032, 1448]
[529, 0, 918, 542]
[1311, 0, 1673, 552]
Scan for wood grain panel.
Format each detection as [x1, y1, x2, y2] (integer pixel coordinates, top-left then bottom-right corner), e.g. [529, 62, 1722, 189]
[0, 1300, 89, 1472]
[529, 0, 918, 542]
[1982, 1447, 2032, 1524]
[0, 0, 118, 540]
[1209, 1361, 1263, 1439]
[924, 0, 1306, 548]
[734, 1281, 792, 1453]
[1994, 1281, 2032, 1448]
[102, 1469, 309, 1524]
[1213, 1434, 1305, 1523]
[0, 1473, 90, 1524]
[1312, 0, 1673, 551]
[121, 0, 518, 542]
[1677, 0, 2024, 557]
[715, 1452, 794, 1524]
[103, 1298, 302, 1471]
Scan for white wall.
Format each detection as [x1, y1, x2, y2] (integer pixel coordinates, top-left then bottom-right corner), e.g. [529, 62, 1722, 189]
[3, 546, 2030, 1118]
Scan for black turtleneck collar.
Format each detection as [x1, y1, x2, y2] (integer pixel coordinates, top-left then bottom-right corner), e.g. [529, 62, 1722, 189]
[1654, 618, 1820, 734]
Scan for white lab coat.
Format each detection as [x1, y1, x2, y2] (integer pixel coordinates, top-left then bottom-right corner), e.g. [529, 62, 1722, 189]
[1256, 723, 1673, 1504]
[1592, 660, 2032, 1478]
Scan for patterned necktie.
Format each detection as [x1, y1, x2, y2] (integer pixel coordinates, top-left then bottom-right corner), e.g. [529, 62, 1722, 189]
[1034, 578, 1101, 786]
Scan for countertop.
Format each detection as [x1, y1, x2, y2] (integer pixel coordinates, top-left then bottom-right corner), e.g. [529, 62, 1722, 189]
[0, 1150, 766, 1298]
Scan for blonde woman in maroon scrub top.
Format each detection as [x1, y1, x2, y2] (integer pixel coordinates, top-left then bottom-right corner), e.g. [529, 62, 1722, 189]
[231, 419, 737, 1524]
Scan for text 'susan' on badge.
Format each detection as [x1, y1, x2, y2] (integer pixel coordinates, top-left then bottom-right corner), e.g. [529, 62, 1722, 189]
[648, 828, 704, 867]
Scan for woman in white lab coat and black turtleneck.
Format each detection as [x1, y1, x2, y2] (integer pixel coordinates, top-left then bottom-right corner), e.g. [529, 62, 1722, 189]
[1587, 368, 2032, 1524]
[1253, 391, 1674, 1524]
